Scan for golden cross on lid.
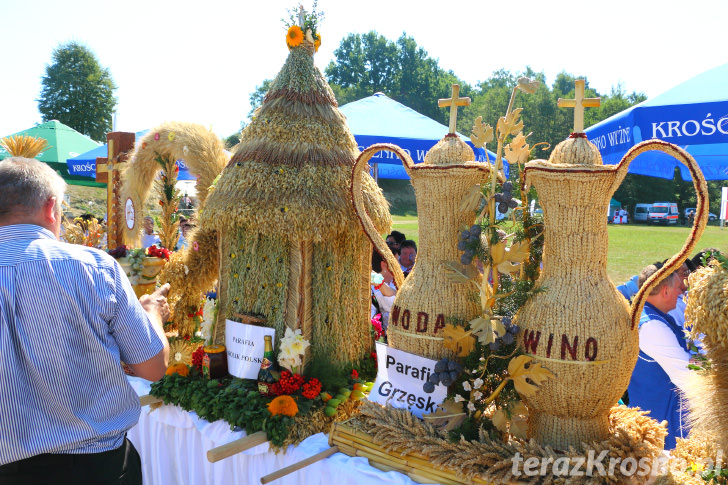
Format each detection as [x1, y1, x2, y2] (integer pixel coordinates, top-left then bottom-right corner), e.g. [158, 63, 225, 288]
[557, 79, 600, 133]
[438, 84, 471, 135]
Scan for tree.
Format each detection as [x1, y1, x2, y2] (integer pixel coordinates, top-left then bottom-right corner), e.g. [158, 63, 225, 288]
[37, 42, 117, 142]
[325, 32, 470, 124]
[248, 79, 272, 119]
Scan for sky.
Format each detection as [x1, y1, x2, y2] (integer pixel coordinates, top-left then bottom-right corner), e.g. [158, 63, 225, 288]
[1, 0, 726, 141]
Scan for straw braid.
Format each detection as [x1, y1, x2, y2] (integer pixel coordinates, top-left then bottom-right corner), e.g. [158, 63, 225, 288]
[285, 239, 301, 333]
[300, 240, 314, 368]
[351, 144, 409, 290]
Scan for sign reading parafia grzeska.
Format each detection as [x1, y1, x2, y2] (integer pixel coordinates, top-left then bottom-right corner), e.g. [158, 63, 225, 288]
[368, 342, 446, 418]
[225, 320, 275, 379]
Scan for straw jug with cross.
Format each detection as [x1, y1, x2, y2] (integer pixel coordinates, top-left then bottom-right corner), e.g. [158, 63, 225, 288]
[513, 80, 710, 449]
[352, 85, 495, 360]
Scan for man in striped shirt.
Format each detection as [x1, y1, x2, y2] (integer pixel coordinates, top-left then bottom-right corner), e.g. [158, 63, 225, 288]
[0, 157, 170, 484]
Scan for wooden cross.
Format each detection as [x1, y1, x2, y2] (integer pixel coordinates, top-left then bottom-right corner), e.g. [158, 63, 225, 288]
[557, 79, 600, 133]
[438, 84, 471, 135]
[95, 132, 135, 249]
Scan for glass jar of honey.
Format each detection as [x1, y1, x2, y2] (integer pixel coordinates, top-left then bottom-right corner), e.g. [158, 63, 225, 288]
[202, 344, 228, 379]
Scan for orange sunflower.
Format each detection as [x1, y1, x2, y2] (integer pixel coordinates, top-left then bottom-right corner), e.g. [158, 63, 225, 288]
[314, 33, 321, 52]
[267, 395, 298, 417]
[286, 25, 304, 49]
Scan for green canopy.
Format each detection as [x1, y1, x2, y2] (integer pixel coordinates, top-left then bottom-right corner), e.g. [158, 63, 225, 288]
[0, 120, 105, 187]
[609, 198, 621, 209]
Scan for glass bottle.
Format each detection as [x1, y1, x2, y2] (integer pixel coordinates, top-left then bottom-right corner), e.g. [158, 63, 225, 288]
[257, 335, 279, 394]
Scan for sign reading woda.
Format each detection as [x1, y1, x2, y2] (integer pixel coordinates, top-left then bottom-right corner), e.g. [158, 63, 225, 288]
[369, 342, 446, 418]
[225, 320, 275, 379]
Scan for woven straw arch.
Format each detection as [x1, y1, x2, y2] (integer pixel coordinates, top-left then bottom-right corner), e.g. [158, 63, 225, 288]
[120, 121, 229, 246]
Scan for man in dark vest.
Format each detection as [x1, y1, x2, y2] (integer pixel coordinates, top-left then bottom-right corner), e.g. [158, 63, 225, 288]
[628, 264, 691, 449]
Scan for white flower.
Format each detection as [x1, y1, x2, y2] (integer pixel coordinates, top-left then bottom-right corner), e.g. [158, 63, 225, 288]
[462, 381, 472, 391]
[473, 378, 484, 390]
[184, 265, 189, 275]
[278, 327, 310, 371]
[454, 394, 465, 403]
[198, 299, 216, 343]
[467, 402, 476, 412]
[473, 390, 483, 401]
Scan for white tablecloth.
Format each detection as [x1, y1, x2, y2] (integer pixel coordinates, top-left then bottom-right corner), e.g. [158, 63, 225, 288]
[127, 377, 431, 485]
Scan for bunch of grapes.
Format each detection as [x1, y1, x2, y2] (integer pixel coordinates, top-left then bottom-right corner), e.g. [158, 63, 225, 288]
[107, 245, 128, 258]
[422, 358, 463, 393]
[494, 181, 518, 214]
[126, 249, 146, 275]
[457, 224, 482, 265]
[147, 244, 171, 261]
[488, 316, 521, 351]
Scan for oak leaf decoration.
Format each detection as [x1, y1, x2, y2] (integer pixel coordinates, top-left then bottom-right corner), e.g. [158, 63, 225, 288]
[503, 132, 531, 165]
[443, 261, 480, 285]
[443, 324, 476, 357]
[516, 76, 540, 94]
[497, 108, 524, 139]
[508, 355, 554, 397]
[459, 184, 484, 213]
[468, 317, 495, 345]
[506, 239, 530, 265]
[423, 399, 467, 432]
[491, 408, 508, 433]
[470, 116, 494, 148]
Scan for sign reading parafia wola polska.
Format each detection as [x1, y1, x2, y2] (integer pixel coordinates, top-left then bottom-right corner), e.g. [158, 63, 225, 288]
[369, 342, 447, 418]
[225, 320, 275, 379]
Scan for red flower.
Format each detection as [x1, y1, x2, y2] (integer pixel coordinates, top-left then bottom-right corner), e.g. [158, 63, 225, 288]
[370, 352, 377, 360]
[191, 345, 205, 372]
[351, 369, 359, 379]
[301, 377, 322, 399]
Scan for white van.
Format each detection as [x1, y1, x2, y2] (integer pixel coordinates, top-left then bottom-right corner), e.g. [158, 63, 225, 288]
[649, 202, 679, 224]
[634, 204, 652, 222]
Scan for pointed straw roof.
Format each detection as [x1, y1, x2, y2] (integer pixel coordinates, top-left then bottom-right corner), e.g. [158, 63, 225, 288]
[202, 43, 390, 242]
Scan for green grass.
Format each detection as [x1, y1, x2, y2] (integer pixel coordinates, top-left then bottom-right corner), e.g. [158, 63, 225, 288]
[389, 216, 727, 284]
[391, 215, 419, 245]
[606, 223, 728, 284]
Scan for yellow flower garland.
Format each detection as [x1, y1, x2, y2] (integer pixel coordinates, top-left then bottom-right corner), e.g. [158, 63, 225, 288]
[314, 33, 321, 52]
[286, 25, 303, 48]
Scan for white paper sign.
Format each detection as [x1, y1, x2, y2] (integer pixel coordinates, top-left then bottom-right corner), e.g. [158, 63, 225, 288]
[225, 320, 275, 379]
[369, 342, 447, 417]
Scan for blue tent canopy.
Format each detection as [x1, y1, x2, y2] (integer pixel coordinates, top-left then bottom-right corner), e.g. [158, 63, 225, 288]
[66, 130, 195, 181]
[585, 63, 728, 180]
[340, 93, 504, 180]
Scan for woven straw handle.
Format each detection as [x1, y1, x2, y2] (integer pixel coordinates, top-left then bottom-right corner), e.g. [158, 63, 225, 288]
[351, 144, 415, 289]
[613, 140, 710, 329]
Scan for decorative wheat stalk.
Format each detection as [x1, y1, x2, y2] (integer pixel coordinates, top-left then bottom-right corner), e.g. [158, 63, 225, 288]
[0, 135, 49, 158]
[153, 154, 181, 250]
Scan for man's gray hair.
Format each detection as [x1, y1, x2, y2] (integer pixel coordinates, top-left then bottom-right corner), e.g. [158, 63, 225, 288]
[0, 157, 67, 221]
[638, 264, 678, 295]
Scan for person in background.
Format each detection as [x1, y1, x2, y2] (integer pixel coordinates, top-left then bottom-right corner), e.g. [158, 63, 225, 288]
[371, 250, 397, 331]
[0, 157, 170, 484]
[399, 239, 417, 277]
[628, 264, 692, 449]
[141, 215, 161, 249]
[386, 230, 406, 258]
[176, 216, 194, 250]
